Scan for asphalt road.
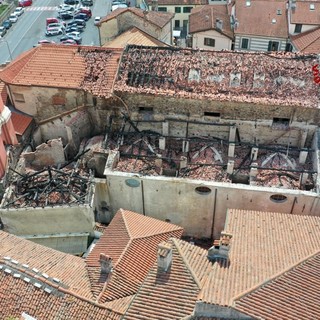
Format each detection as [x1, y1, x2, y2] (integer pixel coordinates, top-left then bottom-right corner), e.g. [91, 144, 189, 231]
[0, 0, 111, 64]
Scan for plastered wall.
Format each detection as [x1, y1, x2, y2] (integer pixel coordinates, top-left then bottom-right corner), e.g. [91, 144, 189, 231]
[103, 172, 319, 239]
[0, 205, 95, 236]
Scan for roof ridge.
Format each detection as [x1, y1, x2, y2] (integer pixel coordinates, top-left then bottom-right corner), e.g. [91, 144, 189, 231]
[172, 238, 201, 288]
[121, 208, 133, 239]
[300, 28, 320, 51]
[231, 248, 320, 306]
[131, 226, 183, 240]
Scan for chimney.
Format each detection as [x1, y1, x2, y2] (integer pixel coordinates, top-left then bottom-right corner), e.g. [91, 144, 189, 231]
[99, 253, 113, 274]
[207, 231, 232, 261]
[157, 242, 172, 272]
[216, 19, 223, 30]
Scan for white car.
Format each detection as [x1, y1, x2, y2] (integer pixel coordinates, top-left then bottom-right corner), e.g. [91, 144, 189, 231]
[45, 27, 64, 36]
[66, 31, 81, 38]
[94, 16, 101, 25]
[111, 2, 127, 11]
[14, 7, 24, 16]
[9, 13, 18, 23]
[47, 23, 66, 30]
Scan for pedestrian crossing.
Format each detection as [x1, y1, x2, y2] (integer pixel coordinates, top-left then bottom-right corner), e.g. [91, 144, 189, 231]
[25, 6, 58, 11]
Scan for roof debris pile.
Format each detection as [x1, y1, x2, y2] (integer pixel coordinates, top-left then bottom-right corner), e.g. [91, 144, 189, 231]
[104, 116, 315, 190]
[116, 46, 319, 107]
[3, 165, 93, 209]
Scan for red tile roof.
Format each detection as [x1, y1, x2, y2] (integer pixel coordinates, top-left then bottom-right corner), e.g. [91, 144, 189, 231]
[0, 257, 121, 320]
[235, 0, 288, 38]
[291, 26, 320, 53]
[123, 238, 212, 320]
[291, 0, 320, 25]
[0, 231, 93, 299]
[10, 111, 33, 136]
[0, 45, 123, 98]
[0, 81, 7, 107]
[189, 5, 233, 39]
[198, 209, 320, 307]
[234, 251, 320, 319]
[104, 27, 170, 48]
[86, 209, 184, 301]
[100, 8, 174, 29]
[115, 46, 319, 108]
[146, 0, 207, 5]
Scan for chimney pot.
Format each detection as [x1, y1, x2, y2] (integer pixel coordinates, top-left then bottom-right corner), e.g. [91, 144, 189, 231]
[157, 242, 172, 272]
[207, 231, 232, 261]
[99, 253, 113, 274]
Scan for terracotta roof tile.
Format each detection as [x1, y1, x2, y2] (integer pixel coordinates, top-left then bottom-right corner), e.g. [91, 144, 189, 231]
[146, 0, 207, 5]
[86, 209, 183, 300]
[115, 46, 319, 108]
[198, 209, 320, 307]
[0, 81, 7, 106]
[235, 0, 288, 38]
[123, 238, 211, 320]
[291, 0, 320, 25]
[189, 5, 233, 39]
[291, 26, 320, 53]
[104, 27, 170, 48]
[0, 231, 93, 299]
[234, 251, 320, 319]
[10, 111, 33, 136]
[104, 295, 136, 314]
[0, 45, 123, 98]
[100, 8, 174, 28]
[0, 260, 122, 320]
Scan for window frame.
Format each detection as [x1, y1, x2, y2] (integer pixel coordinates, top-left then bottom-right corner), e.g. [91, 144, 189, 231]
[13, 93, 25, 103]
[158, 6, 167, 12]
[204, 37, 215, 47]
[175, 6, 181, 13]
[183, 6, 192, 13]
[294, 24, 302, 33]
[241, 38, 249, 49]
[268, 41, 279, 51]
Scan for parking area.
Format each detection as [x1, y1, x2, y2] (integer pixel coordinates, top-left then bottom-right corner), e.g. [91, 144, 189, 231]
[42, 0, 94, 45]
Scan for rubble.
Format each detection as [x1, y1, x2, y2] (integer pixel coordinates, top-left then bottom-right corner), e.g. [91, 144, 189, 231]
[105, 116, 315, 190]
[2, 164, 93, 209]
[115, 46, 319, 108]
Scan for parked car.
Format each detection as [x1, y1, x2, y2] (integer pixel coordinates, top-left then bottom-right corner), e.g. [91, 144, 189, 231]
[111, 3, 128, 11]
[0, 26, 6, 37]
[69, 19, 86, 27]
[94, 16, 101, 25]
[45, 27, 64, 36]
[64, 0, 80, 5]
[9, 13, 18, 23]
[60, 33, 81, 44]
[81, 0, 93, 6]
[77, 7, 92, 17]
[58, 6, 78, 15]
[47, 23, 66, 30]
[65, 25, 83, 33]
[2, 20, 12, 30]
[74, 13, 90, 21]
[46, 17, 59, 26]
[19, 0, 32, 6]
[14, 7, 24, 16]
[61, 39, 78, 45]
[58, 12, 74, 20]
[38, 39, 55, 44]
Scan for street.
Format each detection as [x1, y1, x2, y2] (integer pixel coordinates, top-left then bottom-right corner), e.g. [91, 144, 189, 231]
[0, 0, 111, 64]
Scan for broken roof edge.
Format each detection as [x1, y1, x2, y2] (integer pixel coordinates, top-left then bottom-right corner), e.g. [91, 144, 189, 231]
[114, 87, 318, 109]
[230, 248, 320, 308]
